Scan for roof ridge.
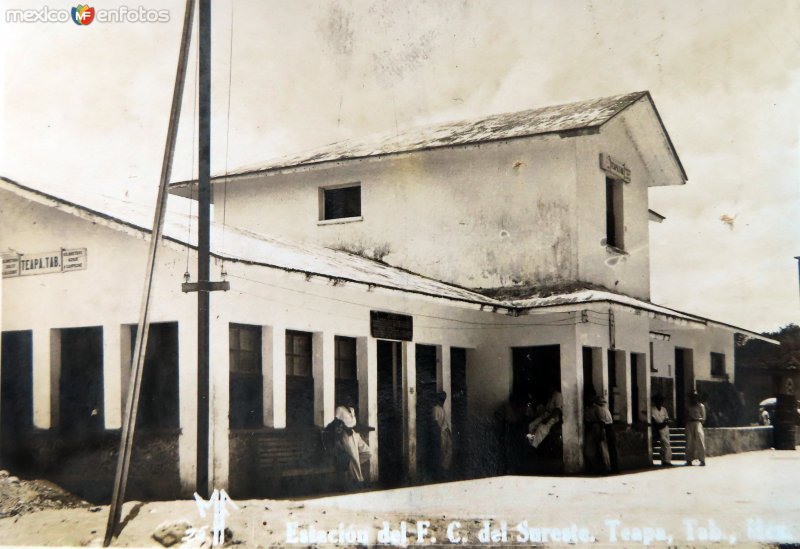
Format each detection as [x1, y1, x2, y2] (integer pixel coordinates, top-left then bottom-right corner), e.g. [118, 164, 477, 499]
[170, 90, 650, 186]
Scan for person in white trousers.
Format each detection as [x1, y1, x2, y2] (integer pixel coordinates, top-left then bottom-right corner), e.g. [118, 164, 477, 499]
[651, 394, 672, 466]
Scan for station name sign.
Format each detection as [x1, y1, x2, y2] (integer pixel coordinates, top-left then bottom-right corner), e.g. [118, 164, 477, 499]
[2, 248, 87, 278]
[600, 153, 631, 183]
[370, 310, 413, 342]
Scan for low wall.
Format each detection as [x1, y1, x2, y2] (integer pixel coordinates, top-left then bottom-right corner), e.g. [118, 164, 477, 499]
[705, 426, 772, 457]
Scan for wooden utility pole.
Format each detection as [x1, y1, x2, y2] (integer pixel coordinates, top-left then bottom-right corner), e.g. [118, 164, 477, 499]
[196, 0, 212, 498]
[103, 0, 196, 545]
[181, 0, 229, 498]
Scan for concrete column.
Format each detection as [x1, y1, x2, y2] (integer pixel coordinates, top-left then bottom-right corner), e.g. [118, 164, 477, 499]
[357, 337, 378, 481]
[402, 342, 417, 479]
[32, 328, 55, 429]
[178, 319, 198, 496]
[209, 316, 229, 491]
[262, 325, 286, 428]
[103, 324, 123, 429]
[312, 331, 335, 428]
[636, 352, 653, 461]
[592, 347, 607, 399]
[561, 340, 584, 474]
[633, 353, 650, 423]
[436, 345, 452, 423]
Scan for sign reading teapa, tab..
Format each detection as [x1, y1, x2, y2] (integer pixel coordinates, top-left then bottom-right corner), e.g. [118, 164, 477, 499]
[2, 248, 87, 278]
[370, 310, 413, 341]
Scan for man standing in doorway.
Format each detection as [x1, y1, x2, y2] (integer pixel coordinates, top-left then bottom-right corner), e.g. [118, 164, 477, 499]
[331, 399, 372, 486]
[431, 391, 453, 480]
[685, 391, 706, 466]
[651, 394, 672, 466]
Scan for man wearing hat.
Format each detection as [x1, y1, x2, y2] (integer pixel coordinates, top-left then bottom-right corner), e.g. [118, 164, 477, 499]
[685, 391, 706, 466]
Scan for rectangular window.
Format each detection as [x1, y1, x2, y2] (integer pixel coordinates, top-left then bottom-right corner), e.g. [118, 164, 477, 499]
[286, 330, 314, 426]
[321, 184, 361, 220]
[229, 324, 263, 428]
[710, 352, 726, 377]
[286, 330, 313, 377]
[605, 176, 624, 250]
[334, 336, 357, 380]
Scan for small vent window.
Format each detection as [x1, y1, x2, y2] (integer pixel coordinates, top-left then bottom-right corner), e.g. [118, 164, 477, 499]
[321, 185, 361, 220]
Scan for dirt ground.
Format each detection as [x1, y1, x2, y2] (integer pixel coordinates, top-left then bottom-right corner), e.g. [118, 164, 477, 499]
[0, 469, 89, 519]
[0, 450, 798, 548]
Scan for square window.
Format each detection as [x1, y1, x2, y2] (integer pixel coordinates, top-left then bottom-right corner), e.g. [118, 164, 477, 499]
[321, 185, 361, 220]
[710, 352, 726, 377]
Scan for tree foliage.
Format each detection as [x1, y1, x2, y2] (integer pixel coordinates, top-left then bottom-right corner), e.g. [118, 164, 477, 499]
[736, 323, 800, 371]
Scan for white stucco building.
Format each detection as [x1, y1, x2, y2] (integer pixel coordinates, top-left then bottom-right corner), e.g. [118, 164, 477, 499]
[0, 92, 772, 499]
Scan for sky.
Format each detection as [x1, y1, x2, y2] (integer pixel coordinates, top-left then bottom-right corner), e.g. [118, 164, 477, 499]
[1, 0, 798, 333]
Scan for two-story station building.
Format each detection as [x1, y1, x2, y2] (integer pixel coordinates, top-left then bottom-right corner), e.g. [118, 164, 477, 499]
[0, 91, 773, 499]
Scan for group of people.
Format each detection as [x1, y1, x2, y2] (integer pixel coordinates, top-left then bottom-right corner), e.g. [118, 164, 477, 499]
[327, 387, 707, 486]
[651, 390, 707, 467]
[326, 391, 454, 488]
[583, 389, 707, 474]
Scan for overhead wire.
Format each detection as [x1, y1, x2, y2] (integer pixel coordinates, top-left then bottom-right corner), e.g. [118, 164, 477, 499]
[227, 272, 596, 330]
[219, 0, 235, 279]
[184, 13, 200, 278]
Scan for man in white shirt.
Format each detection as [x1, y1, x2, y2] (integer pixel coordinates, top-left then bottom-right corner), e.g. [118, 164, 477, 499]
[651, 394, 672, 466]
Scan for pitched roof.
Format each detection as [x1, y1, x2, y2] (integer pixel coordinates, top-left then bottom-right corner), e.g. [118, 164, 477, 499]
[170, 90, 686, 186]
[5, 176, 766, 339]
[0, 176, 498, 308]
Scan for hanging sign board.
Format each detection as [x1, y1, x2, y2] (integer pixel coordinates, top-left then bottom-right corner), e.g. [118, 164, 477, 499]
[370, 310, 413, 341]
[600, 153, 631, 183]
[2, 248, 87, 278]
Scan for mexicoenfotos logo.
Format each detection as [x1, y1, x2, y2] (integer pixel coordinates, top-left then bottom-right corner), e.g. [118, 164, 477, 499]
[71, 4, 95, 25]
[5, 5, 170, 24]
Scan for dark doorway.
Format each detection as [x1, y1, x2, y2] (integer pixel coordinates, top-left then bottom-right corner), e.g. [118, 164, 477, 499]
[415, 344, 438, 481]
[582, 347, 595, 404]
[285, 330, 314, 427]
[675, 348, 690, 424]
[334, 336, 358, 409]
[377, 340, 403, 486]
[229, 324, 263, 429]
[130, 323, 179, 431]
[511, 345, 562, 473]
[1, 331, 33, 468]
[630, 353, 640, 423]
[59, 327, 104, 442]
[450, 348, 468, 478]
[513, 345, 561, 406]
[607, 350, 618, 417]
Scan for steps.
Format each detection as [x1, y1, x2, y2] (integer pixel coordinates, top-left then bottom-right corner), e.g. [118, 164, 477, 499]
[652, 427, 686, 464]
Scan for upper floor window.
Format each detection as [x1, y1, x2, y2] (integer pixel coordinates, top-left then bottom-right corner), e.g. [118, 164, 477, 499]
[320, 184, 361, 221]
[605, 176, 624, 250]
[710, 352, 727, 377]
